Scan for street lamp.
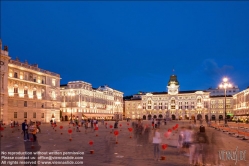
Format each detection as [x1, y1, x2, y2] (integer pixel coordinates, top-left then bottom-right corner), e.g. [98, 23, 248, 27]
[68, 91, 75, 123]
[219, 77, 232, 126]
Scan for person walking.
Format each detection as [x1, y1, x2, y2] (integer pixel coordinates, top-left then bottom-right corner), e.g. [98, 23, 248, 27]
[85, 121, 88, 134]
[29, 122, 37, 142]
[22, 119, 29, 141]
[178, 127, 185, 153]
[152, 128, 162, 161]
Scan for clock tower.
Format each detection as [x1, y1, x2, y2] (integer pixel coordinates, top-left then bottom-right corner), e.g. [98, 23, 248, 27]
[167, 75, 179, 95]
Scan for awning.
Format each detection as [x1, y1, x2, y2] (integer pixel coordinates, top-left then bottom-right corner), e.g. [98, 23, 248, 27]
[83, 114, 113, 117]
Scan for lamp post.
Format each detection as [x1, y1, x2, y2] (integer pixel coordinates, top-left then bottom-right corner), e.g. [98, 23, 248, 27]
[68, 91, 75, 123]
[219, 77, 232, 127]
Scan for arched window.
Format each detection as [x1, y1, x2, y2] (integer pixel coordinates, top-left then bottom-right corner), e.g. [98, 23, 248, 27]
[24, 86, 28, 95]
[33, 88, 37, 95]
[14, 72, 18, 78]
[148, 100, 152, 104]
[171, 99, 175, 104]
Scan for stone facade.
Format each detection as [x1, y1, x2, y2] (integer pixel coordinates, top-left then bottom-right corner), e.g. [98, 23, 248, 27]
[60, 82, 123, 121]
[0, 41, 61, 124]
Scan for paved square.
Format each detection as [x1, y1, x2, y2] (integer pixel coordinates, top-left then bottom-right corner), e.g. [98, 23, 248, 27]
[1, 120, 249, 166]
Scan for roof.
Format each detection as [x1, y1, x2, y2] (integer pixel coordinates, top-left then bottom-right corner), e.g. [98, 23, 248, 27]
[123, 95, 133, 100]
[152, 92, 168, 95]
[210, 95, 233, 98]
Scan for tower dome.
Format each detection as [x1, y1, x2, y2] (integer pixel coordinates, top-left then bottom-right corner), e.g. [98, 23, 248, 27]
[168, 75, 179, 86]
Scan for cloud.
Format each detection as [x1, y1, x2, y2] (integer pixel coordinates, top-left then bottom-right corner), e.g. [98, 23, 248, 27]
[202, 59, 234, 76]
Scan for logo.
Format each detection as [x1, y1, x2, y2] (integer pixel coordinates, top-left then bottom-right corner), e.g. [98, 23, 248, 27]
[219, 146, 246, 165]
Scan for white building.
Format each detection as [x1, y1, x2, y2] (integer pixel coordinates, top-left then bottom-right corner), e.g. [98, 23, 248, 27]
[233, 87, 249, 122]
[60, 81, 123, 121]
[0, 40, 61, 124]
[124, 75, 212, 120]
[206, 86, 239, 96]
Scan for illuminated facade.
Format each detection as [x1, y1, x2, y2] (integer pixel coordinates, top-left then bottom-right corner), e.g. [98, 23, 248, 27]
[0, 41, 61, 124]
[233, 87, 249, 121]
[60, 82, 123, 120]
[124, 75, 212, 120]
[206, 86, 239, 96]
[209, 96, 233, 121]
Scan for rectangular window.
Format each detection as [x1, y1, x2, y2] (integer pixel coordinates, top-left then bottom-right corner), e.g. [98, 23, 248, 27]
[24, 101, 27, 107]
[33, 112, 36, 118]
[143, 103, 146, 109]
[33, 90, 36, 95]
[14, 87, 18, 93]
[33, 102, 36, 108]
[14, 72, 18, 78]
[24, 89, 28, 94]
[148, 106, 151, 109]
[24, 112, 27, 118]
[218, 104, 223, 108]
[14, 112, 17, 118]
[171, 105, 175, 109]
[41, 113, 44, 118]
[52, 79, 56, 86]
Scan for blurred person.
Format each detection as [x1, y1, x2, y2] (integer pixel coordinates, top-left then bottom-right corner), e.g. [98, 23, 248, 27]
[85, 121, 88, 134]
[152, 128, 162, 161]
[29, 122, 37, 142]
[183, 126, 194, 156]
[178, 127, 185, 153]
[22, 119, 29, 141]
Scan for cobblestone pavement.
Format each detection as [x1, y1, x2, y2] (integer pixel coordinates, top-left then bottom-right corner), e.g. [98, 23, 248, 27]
[0, 120, 249, 166]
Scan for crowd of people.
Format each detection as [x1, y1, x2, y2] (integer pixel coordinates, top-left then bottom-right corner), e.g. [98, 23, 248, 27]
[21, 119, 40, 142]
[2, 117, 210, 165]
[150, 119, 208, 165]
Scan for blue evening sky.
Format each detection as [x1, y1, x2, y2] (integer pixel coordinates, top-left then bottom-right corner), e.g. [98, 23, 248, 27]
[1, 1, 249, 96]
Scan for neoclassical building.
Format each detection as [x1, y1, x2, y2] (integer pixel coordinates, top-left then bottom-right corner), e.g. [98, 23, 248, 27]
[60, 81, 123, 121]
[0, 41, 61, 124]
[209, 95, 233, 121]
[233, 87, 249, 121]
[124, 75, 232, 121]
